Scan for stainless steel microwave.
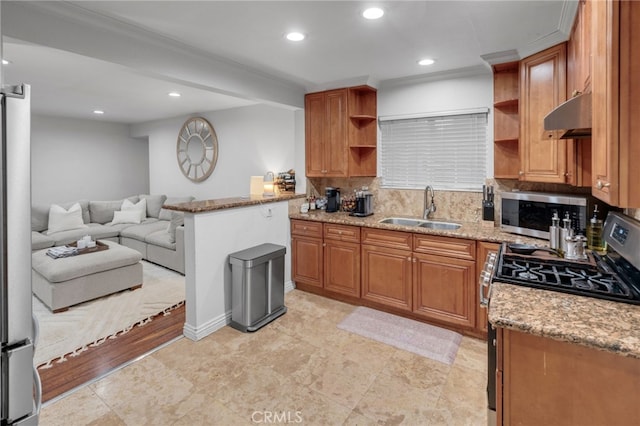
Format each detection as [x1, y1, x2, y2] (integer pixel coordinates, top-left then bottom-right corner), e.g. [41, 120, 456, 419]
[500, 192, 595, 239]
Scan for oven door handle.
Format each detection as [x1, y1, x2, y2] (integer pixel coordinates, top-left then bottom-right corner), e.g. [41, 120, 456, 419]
[479, 270, 492, 307]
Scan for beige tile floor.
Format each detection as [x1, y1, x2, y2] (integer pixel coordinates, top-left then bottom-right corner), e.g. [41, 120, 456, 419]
[40, 290, 488, 426]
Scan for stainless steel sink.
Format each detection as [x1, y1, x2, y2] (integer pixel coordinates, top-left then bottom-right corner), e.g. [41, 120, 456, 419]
[378, 217, 461, 230]
[378, 217, 426, 226]
[419, 221, 461, 230]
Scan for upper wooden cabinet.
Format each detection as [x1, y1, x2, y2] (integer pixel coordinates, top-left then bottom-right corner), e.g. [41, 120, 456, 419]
[492, 62, 520, 179]
[305, 86, 377, 178]
[567, 0, 592, 95]
[519, 44, 568, 183]
[591, 0, 640, 207]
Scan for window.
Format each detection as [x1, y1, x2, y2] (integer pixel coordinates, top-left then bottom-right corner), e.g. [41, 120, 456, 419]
[379, 109, 488, 191]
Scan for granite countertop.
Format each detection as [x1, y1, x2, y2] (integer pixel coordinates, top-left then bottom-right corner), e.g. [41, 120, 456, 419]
[489, 282, 640, 359]
[164, 193, 305, 213]
[289, 210, 544, 245]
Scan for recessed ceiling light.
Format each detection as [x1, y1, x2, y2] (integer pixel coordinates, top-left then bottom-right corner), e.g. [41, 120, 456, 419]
[418, 58, 435, 66]
[168, 92, 181, 97]
[362, 7, 384, 20]
[2, 59, 9, 65]
[93, 110, 105, 115]
[286, 32, 305, 42]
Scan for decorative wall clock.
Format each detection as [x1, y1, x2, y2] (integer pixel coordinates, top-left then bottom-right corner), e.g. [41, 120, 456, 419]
[176, 117, 219, 182]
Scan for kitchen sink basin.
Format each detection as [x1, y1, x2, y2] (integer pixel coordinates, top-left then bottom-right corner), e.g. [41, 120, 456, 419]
[378, 217, 425, 226]
[418, 221, 461, 230]
[378, 217, 461, 230]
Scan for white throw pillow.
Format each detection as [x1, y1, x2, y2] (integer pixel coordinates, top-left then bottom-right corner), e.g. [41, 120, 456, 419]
[47, 203, 87, 234]
[121, 198, 147, 222]
[112, 210, 142, 225]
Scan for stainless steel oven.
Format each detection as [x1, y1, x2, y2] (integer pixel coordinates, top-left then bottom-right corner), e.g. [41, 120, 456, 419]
[480, 212, 640, 425]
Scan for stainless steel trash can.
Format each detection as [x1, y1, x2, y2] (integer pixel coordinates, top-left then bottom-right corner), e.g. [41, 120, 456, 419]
[229, 243, 287, 332]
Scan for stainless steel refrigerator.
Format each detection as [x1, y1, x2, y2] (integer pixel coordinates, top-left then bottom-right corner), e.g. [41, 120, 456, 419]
[1, 84, 41, 424]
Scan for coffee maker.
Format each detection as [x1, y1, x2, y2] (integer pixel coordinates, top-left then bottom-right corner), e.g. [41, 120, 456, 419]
[351, 188, 374, 217]
[325, 187, 340, 213]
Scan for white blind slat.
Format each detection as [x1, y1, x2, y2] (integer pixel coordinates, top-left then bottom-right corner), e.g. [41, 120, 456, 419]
[380, 111, 488, 191]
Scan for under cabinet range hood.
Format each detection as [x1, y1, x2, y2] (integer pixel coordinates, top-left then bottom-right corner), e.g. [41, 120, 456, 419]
[543, 92, 592, 139]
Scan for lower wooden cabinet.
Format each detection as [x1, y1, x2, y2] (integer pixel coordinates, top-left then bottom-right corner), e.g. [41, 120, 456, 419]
[498, 328, 640, 425]
[412, 252, 475, 328]
[324, 224, 361, 297]
[291, 220, 323, 288]
[361, 244, 413, 311]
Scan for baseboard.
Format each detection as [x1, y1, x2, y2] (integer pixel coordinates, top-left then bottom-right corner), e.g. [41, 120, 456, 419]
[183, 310, 231, 341]
[182, 280, 295, 341]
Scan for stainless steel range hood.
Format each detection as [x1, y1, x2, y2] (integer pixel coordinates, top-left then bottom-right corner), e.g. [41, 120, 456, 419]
[543, 92, 592, 139]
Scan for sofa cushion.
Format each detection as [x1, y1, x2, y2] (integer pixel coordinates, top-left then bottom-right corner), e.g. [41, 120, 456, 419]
[145, 229, 177, 250]
[139, 194, 167, 218]
[89, 196, 138, 224]
[47, 203, 87, 234]
[112, 210, 142, 224]
[106, 217, 158, 233]
[59, 200, 91, 224]
[120, 220, 169, 241]
[167, 212, 184, 243]
[46, 223, 120, 246]
[121, 198, 147, 221]
[159, 196, 194, 220]
[32, 240, 142, 283]
[32, 231, 55, 250]
[32, 204, 51, 232]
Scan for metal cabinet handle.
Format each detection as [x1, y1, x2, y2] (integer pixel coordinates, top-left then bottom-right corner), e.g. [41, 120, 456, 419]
[595, 180, 611, 190]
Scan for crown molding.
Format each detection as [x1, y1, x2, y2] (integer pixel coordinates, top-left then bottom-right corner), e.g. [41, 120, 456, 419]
[480, 50, 520, 66]
[379, 65, 491, 89]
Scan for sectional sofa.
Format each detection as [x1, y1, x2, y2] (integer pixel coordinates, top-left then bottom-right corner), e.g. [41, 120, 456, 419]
[31, 194, 194, 274]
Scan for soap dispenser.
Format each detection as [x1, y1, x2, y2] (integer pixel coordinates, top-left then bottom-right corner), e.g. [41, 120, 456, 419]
[587, 205, 607, 253]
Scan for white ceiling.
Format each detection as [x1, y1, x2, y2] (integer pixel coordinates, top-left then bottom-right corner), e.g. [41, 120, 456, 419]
[1, 1, 577, 124]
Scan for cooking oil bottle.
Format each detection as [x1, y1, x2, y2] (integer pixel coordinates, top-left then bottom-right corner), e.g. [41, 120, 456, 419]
[587, 204, 607, 253]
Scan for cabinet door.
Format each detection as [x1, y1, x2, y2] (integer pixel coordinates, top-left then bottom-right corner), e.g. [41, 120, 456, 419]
[519, 44, 568, 183]
[476, 242, 500, 335]
[324, 240, 360, 297]
[361, 244, 412, 311]
[291, 236, 323, 288]
[324, 90, 348, 177]
[305, 92, 327, 177]
[412, 252, 476, 329]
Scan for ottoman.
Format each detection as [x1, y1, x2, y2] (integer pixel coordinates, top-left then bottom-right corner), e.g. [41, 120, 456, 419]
[32, 241, 143, 313]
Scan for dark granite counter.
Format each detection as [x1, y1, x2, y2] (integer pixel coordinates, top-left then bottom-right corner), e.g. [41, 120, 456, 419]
[164, 193, 305, 213]
[489, 282, 640, 358]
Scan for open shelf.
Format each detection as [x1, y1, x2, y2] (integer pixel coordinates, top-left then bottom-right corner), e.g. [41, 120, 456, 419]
[349, 144, 377, 149]
[494, 99, 519, 109]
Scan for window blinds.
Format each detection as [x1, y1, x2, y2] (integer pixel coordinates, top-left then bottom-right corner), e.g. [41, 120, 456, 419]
[379, 111, 488, 191]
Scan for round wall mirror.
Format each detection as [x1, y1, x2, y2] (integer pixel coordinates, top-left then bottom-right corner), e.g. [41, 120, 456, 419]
[176, 117, 219, 182]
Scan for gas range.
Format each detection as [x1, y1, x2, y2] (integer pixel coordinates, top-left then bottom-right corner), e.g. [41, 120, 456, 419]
[487, 212, 640, 305]
[494, 245, 640, 305]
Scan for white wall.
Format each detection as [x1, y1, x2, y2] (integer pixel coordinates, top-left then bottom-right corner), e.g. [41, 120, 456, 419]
[378, 70, 494, 178]
[31, 115, 149, 205]
[132, 104, 303, 200]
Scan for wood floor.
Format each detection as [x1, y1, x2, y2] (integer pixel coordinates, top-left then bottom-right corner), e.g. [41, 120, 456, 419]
[38, 304, 185, 403]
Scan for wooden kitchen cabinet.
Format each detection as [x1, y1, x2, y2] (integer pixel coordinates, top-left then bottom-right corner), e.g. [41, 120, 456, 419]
[305, 86, 377, 178]
[519, 44, 568, 183]
[361, 228, 413, 311]
[567, 0, 592, 95]
[291, 220, 323, 289]
[591, 0, 640, 207]
[498, 328, 640, 425]
[305, 90, 348, 177]
[323, 224, 361, 297]
[475, 241, 500, 335]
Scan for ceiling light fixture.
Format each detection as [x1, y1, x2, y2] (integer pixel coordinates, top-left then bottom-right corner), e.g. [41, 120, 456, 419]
[1, 59, 9, 65]
[168, 92, 181, 97]
[93, 110, 105, 115]
[286, 32, 305, 42]
[418, 58, 435, 66]
[362, 7, 384, 20]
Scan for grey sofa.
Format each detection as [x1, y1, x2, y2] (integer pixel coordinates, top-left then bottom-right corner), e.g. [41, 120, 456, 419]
[31, 195, 194, 274]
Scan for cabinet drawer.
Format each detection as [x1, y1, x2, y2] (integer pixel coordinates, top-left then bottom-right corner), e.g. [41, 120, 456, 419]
[362, 228, 412, 251]
[324, 223, 360, 243]
[413, 234, 476, 260]
[291, 219, 323, 238]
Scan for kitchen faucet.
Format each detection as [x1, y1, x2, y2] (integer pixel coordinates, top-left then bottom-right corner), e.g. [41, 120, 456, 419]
[423, 185, 436, 219]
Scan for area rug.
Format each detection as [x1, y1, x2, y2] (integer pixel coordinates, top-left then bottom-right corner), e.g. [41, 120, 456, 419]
[337, 307, 463, 365]
[33, 261, 185, 368]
